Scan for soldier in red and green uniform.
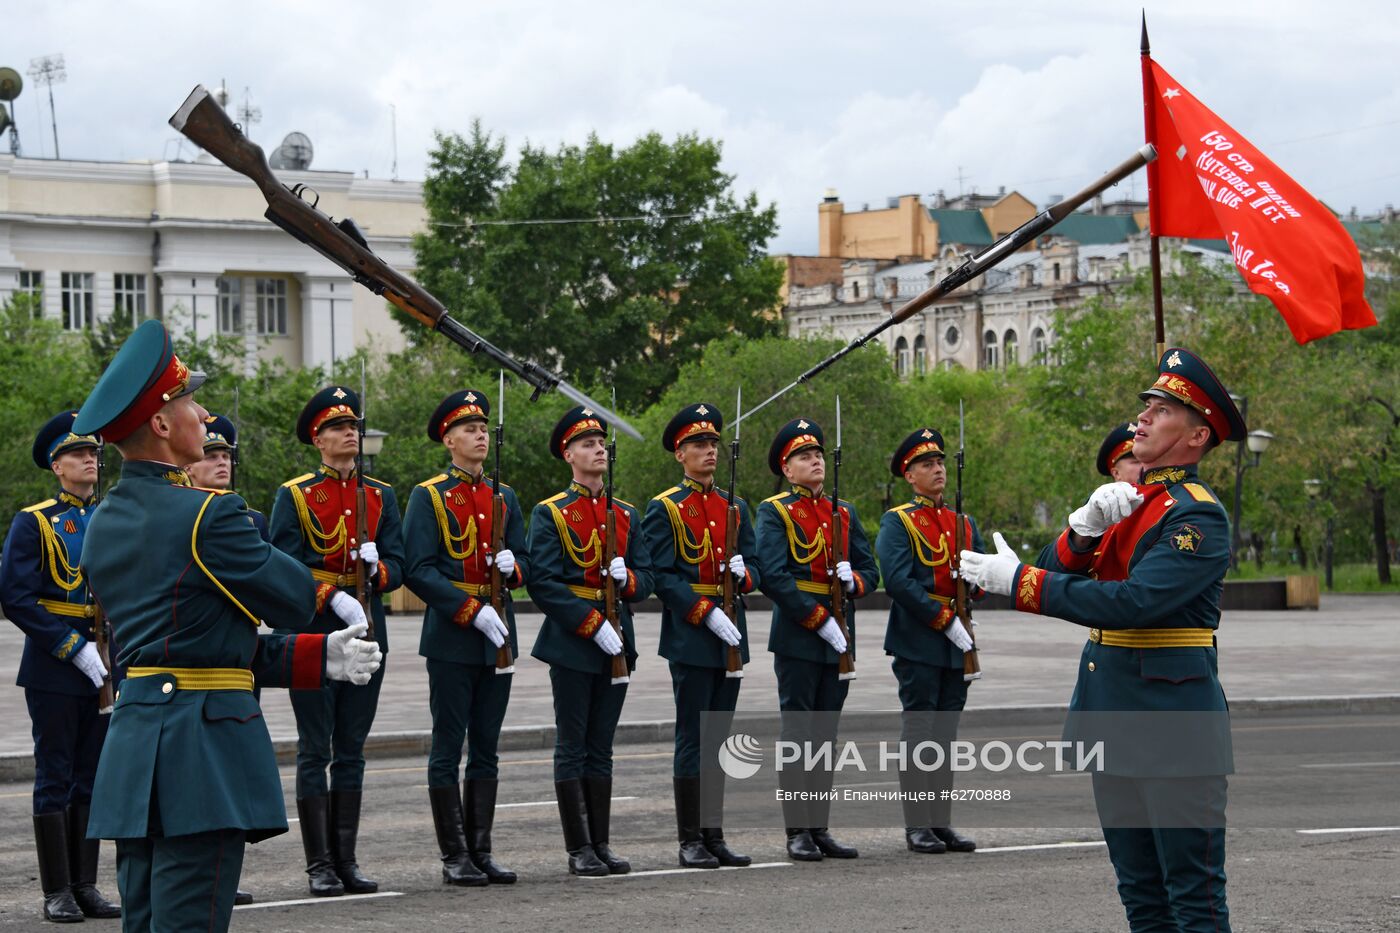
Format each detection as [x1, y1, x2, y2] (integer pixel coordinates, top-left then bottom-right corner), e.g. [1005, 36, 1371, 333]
[270, 385, 405, 897]
[527, 405, 653, 877]
[755, 417, 878, 862]
[642, 403, 757, 869]
[962, 347, 1240, 933]
[404, 389, 525, 887]
[876, 427, 983, 855]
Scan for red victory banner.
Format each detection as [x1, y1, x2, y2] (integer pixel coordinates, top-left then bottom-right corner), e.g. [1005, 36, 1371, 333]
[1142, 57, 1376, 344]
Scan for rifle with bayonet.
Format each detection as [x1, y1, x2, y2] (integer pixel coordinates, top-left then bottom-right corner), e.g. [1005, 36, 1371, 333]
[490, 370, 515, 674]
[92, 443, 115, 714]
[355, 361, 373, 640]
[721, 386, 744, 679]
[602, 404, 630, 685]
[735, 145, 1159, 426]
[829, 396, 856, 681]
[953, 401, 981, 682]
[168, 85, 641, 441]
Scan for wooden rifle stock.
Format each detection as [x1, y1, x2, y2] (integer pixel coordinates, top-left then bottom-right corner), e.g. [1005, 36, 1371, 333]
[828, 444, 855, 680]
[602, 514, 629, 684]
[721, 500, 744, 677]
[489, 489, 515, 673]
[953, 517, 981, 681]
[355, 428, 374, 640]
[92, 446, 114, 713]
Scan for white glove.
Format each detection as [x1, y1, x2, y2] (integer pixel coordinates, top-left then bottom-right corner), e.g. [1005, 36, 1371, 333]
[608, 555, 628, 584]
[816, 617, 848, 654]
[356, 540, 381, 580]
[593, 622, 624, 656]
[329, 590, 369, 629]
[473, 604, 510, 648]
[958, 532, 1021, 597]
[835, 560, 855, 592]
[943, 619, 974, 653]
[704, 608, 742, 646]
[728, 553, 746, 581]
[73, 642, 108, 689]
[489, 548, 516, 579]
[326, 622, 383, 685]
[1068, 482, 1144, 538]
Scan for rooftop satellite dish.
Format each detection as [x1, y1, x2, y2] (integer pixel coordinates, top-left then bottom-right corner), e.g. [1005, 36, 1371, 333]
[269, 131, 314, 171]
[0, 104, 10, 134]
[0, 67, 21, 101]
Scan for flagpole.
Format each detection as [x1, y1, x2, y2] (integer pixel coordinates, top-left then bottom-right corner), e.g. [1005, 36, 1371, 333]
[1141, 13, 1166, 361]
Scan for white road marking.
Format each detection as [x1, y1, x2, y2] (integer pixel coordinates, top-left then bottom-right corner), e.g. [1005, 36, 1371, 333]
[1298, 761, 1400, 769]
[233, 891, 404, 911]
[1296, 826, 1400, 835]
[497, 795, 638, 810]
[975, 841, 1107, 854]
[579, 861, 791, 878]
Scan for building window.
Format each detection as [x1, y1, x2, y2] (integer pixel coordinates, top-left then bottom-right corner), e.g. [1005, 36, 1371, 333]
[894, 336, 910, 377]
[983, 330, 999, 370]
[913, 335, 927, 375]
[1003, 329, 1018, 367]
[255, 278, 288, 336]
[17, 270, 43, 315]
[852, 281, 861, 300]
[944, 325, 959, 348]
[217, 276, 243, 334]
[113, 273, 149, 322]
[1052, 262, 1061, 282]
[60, 273, 95, 331]
[1032, 327, 1048, 363]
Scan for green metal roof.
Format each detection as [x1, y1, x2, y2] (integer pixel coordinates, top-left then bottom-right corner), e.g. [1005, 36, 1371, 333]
[1045, 213, 1141, 245]
[926, 208, 993, 246]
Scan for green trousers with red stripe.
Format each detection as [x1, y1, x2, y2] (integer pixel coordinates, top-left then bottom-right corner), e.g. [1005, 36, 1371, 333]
[116, 829, 246, 932]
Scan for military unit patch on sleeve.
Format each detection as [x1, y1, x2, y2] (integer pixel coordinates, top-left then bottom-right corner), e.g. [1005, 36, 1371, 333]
[1172, 523, 1205, 553]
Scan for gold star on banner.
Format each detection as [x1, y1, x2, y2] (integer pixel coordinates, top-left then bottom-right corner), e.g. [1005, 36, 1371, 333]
[696, 405, 708, 415]
[797, 420, 809, 429]
[1167, 351, 1183, 369]
[332, 388, 348, 399]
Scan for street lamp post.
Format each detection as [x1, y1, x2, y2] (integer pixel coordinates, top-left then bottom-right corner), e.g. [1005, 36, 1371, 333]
[362, 428, 388, 475]
[1228, 394, 1274, 570]
[1303, 478, 1334, 590]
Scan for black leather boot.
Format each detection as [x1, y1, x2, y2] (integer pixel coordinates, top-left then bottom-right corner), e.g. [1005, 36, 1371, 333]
[66, 803, 121, 918]
[583, 776, 629, 874]
[296, 796, 344, 897]
[464, 779, 516, 884]
[785, 827, 822, 862]
[429, 785, 487, 887]
[330, 790, 378, 893]
[33, 811, 83, 923]
[810, 828, 859, 859]
[701, 828, 751, 867]
[905, 827, 947, 854]
[674, 777, 719, 869]
[931, 827, 977, 852]
[233, 890, 253, 906]
[554, 780, 608, 877]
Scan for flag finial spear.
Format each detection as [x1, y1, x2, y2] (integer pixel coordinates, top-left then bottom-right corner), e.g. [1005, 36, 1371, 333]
[1140, 11, 1150, 55]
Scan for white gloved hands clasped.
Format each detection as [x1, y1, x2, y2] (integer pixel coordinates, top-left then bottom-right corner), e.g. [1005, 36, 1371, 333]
[704, 608, 742, 646]
[488, 548, 516, 579]
[329, 590, 369, 629]
[816, 617, 848, 654]
[473, 604, 510, 648]
[593, 622, 624, 656]
[326, 622, 383, 685]
[1068, 482, 1144, 538]
[608, 555, 629, 584]
[73, 642, 108, 689]
[958, 532, 1021, 597]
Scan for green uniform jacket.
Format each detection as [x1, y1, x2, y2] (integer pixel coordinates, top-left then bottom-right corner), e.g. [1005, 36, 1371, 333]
[1026, 465, 1233, 776]
[405, 467, 527, 666]
[643, 477, 760, 669]
[527, 482, 653, 675]
[82, 460, 327, 841]
[755, 486, 879, 664]
[877, 496, 985, 668]
[269, 465, 404, 652]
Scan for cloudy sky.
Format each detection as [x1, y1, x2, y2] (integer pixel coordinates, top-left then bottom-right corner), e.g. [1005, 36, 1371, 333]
[6, 0, 1396, 252]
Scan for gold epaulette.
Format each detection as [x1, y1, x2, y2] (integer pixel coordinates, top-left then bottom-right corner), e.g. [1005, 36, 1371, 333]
[652, 486, 681, 501]
[282, 473, 315, 488]
[184, 485, 231, 495]
[614, 497, 636, 510]
[23, 499, 57, 513]
[887, 502, 916, 514]
[540, 491, 568, 507]
[362, 474, 392, 488]
[762, 492, 790, 505]
[417, 473, 449, 488]
[1181, 483, 1218, 505]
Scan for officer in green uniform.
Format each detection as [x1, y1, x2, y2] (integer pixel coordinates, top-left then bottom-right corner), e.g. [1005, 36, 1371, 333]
[642, 403, 757, 870]
[404, 389, 525, 887]
[73, 319, 381, 932]
[184, 412, 264, 906]
[270, 386, 405, 897]
[527, 405, 653, 876]
[876, 427, 983, 855]
[1, 412, 121, 922]
[755, 417, 878, 862]
[962, 347, 1239, 933]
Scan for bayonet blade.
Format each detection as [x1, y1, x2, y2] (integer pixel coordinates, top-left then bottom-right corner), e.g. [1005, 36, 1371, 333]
[835, 395, 842, 449]
[554, 380, 641, 441]
[959, 399, 965, 451]
[734, 386, 742, 441]
[498, 370, 505, 426]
